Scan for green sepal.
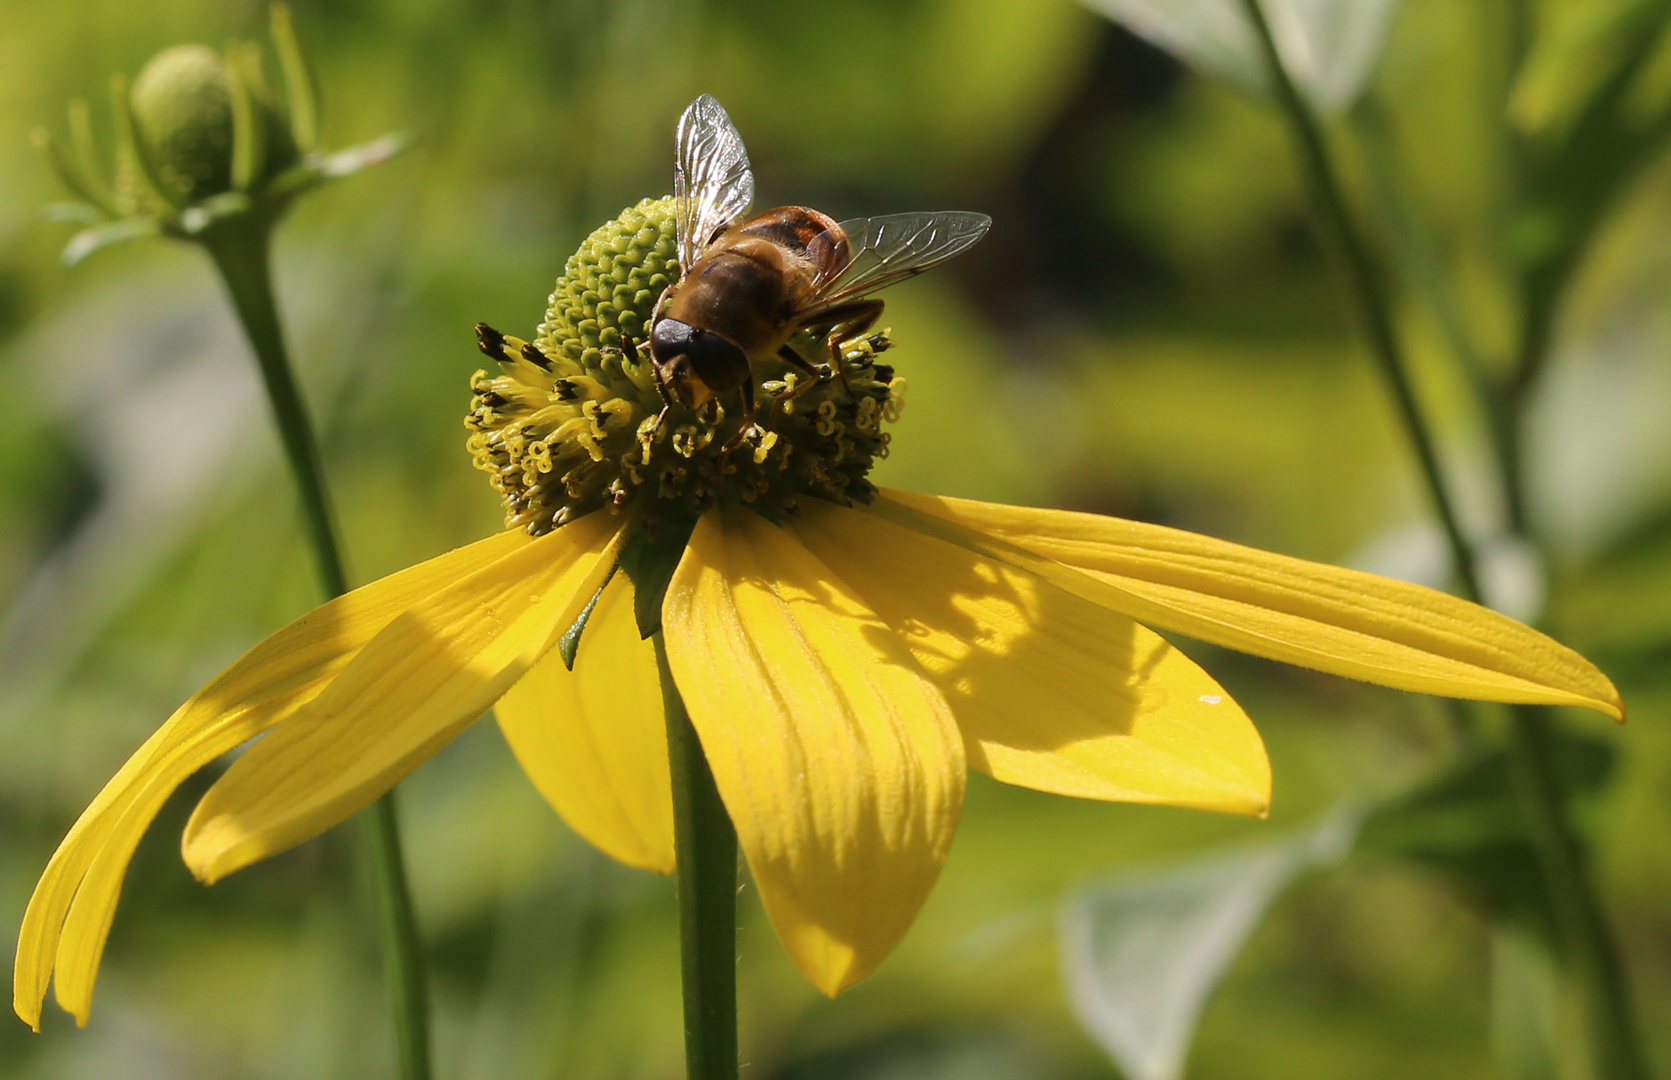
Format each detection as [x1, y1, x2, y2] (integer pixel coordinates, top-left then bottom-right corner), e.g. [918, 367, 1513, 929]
[181, 191, 254, 234]
[63, 217, 163, 266]
[31, 128, 109, 215]
[264, 133, 412, 201]
[225, 41, 267, 193]
[269, 3, 319, 152]
[66, 98, 117, 213]
[557, 564, 617, 671]
[617, 515, 699, 639]
[1355, 728, 1615, 953]
[42, 201, 105, 226]
[314, 133, 411, 179]
[110, 72, 179, 214]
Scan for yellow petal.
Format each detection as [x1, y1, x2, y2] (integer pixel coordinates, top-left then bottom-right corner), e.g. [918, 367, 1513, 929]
[792, 501, 1269, 816]
[661, 505, 965, 996]
[182, 513, 623, 884]
[877, 490, 1624, 720]
[16, 529, 527, 1030]
[496, 571, 673, 873]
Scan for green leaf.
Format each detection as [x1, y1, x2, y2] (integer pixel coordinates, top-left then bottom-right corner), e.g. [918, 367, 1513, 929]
[1355, 729, 1616, 949]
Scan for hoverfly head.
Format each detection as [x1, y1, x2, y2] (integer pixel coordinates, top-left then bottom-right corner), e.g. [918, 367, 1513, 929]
[650, 316, 744, 410]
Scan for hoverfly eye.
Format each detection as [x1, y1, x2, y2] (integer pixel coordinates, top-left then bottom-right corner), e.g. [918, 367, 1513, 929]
[651, 316, 695, 361]
[683, 327, 749, 371]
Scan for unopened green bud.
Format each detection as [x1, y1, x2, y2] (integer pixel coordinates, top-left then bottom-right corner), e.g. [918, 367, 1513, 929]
[40, 8, 402, 264]
[124, 44, 297, 208]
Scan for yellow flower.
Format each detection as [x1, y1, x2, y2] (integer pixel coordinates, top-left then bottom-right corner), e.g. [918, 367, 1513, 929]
[13, 201, 1622, 1030]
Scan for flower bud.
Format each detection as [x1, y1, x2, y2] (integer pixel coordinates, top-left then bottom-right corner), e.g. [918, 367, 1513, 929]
[123, 44, 298, 209]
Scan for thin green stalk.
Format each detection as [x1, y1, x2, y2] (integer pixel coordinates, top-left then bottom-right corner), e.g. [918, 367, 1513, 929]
[1237, 0, 1482, 604]
[364, 790, 434, 1080]
[201, 217, 348, 598]
[1508, 704, 1650, 1080]
[1237, 3, 1650, 1078]
[200, 215, 434, 1080]
[1348, 99, 1490, 395]
[655, 633, 739, 1080]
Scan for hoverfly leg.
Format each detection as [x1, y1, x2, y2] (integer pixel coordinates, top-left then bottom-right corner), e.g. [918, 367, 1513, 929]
[807, 298, 885, 399]
[808, 298, 883, 343]
[775, 341, 821, 381]
[764, 343, 824, 428]
[767, 380, 820, 426]
[740, 372, 756, 421]
[652, 352, 679, 407]
[719, 378, 758, 454]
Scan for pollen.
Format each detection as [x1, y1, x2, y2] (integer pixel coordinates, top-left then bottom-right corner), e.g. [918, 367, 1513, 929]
[465, 197, 903, 535]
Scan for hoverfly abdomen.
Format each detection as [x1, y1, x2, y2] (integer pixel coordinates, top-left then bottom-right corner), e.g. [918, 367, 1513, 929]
[733, 207, 845, 266]
[670, 247, 797, 348]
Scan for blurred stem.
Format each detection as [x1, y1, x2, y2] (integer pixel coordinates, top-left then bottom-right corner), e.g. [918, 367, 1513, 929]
[364, 792, 434, 1080]
[1349, 99, 1491, 403]
[1508, 705, 1651, 1080]
[1236, 0, 1483, 603]
[655, 633, 739, 1080]
[1239, 2, 1650, 1077]
[201, 217, 347, 596]
[1348, 97, 1529, 542]
[200, 215, 434, 1080]
[1503, 0, 1532, 86]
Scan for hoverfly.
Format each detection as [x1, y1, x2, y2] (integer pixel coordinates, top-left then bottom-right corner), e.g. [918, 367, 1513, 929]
[647, 95, 991, 437]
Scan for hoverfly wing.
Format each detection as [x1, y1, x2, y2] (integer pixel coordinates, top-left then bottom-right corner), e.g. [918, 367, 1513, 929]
[810, 211, 991, 307]
[674, 95, 756, 271]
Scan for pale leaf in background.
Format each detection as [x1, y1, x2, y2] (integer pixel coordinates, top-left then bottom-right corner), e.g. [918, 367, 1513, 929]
[1076, 0, 1401, 114]
[1059, 813, 1357, 1080]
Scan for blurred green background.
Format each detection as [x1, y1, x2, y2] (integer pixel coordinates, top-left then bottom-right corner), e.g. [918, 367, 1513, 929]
[2, 0, 1669, 1077]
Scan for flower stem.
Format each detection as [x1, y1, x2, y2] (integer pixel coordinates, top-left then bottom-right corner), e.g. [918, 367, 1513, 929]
[200, 216, 434, 1080]
[654, 632, 739, 1080]
[201, 217, 348, 599]
[363, 789, 434, 1080]
[1237, 3, 1649, 1077]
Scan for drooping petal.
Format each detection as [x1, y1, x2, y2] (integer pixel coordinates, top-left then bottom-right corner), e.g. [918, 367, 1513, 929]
[182, 512, 624, 884]
[496, 571, 673, 873]
[15, 529, 527, 1030]
[792, 501, 1269, 816]
[876, 491, 1624, 720]
[661, 505, 965, 996]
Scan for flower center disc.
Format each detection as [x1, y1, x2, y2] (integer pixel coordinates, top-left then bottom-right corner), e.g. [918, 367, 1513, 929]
[466, 197, 905, 534]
